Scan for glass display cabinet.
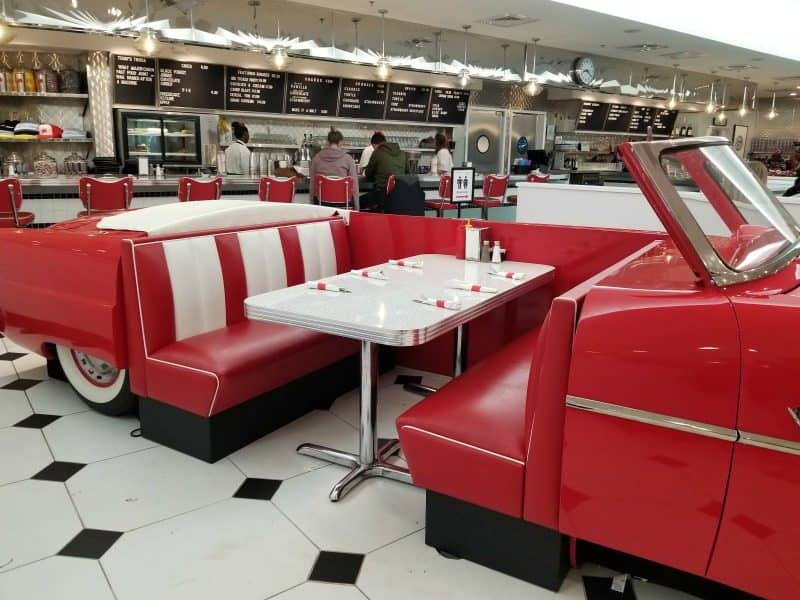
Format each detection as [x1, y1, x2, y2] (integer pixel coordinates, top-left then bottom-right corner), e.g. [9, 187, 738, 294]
[117, 110, 201, 165]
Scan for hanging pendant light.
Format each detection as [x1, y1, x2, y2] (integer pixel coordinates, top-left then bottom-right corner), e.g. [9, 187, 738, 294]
[500, 43, 511, 81]
[739, 80, 749, 117]
[705, 80, 716, 113]
[767, 83, 778, 120]
[717, 81, 727, 121]
[458, 25, 471, 88]
[271, 12, 290, 70]
[351, 17, 361, 63]
[523, 37, 543, 96]
[135, 0, 160, 56]
[667, 64, 679, 109]
[375, 8, 392, 80]
[432, 30, 442, 74]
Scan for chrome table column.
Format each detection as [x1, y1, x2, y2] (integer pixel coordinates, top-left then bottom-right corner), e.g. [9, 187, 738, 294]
[297, 340, 411, 501]
[403, 323, 468, 396]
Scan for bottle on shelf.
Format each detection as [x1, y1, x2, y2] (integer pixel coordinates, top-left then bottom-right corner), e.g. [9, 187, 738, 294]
[12, 52, 26, 94]
[679, 122, 687, 137]
[686, 124, 694, 137]
[0, 52, 11, 93]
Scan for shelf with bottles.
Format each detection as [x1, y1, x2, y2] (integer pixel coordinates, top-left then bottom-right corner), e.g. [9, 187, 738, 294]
[0, 91, 88, 100]
[0, 138, 91, 143]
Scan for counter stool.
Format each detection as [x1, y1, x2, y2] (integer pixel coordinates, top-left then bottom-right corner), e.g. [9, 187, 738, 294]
[78, 176, 134, 217]
[472, 174, 509, 219]
[178, 176, 222, 202]
[506, 173, 549, 205]
[259, 176, 296, 202]
[315, 175, 353, 209]
[0, 179, 34, 227]
[424, 174, 456, 217]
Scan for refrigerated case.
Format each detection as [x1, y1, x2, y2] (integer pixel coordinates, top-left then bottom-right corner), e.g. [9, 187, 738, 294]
[117, 111, 202, 166]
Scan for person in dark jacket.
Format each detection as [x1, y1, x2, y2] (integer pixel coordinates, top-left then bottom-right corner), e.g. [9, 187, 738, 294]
[361, 133, 407, 211]
[783, 169, 800, 198]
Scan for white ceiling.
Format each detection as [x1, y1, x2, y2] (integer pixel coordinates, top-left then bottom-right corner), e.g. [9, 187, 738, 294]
[286, 0, 800, 90]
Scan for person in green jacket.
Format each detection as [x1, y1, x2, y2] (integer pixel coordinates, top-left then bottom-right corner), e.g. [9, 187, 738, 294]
[361, 133, 407, 211]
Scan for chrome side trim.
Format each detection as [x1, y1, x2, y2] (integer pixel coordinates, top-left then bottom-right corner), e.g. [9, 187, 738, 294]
[566, 395, 738, 442]
[739, 432, 800, 457]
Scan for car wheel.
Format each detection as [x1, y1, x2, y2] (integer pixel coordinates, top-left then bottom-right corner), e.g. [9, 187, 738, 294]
[55, 344, 135, 415]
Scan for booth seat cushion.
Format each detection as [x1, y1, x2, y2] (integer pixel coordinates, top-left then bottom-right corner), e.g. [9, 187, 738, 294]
[397, 326, 541, 518]
[424, 200, 458, 211]
[472, 198, 503, 208]
[146, 320, 357, 416]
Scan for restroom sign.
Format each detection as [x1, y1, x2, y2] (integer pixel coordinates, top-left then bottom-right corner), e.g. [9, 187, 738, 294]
[450, 167, 475, 203]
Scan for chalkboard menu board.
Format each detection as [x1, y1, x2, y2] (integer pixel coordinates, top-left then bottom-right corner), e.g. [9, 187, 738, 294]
[286, 74, 340, 116]
[338, 78, 387, 119]
[226, 67, 285, 113]
[428, 88, 470, 124]
[158, 59, 224, 109]
[114, 55, 157, 106]
[576, 101, 608, 131]
[605, 104, 634, 132]
[628, 106, 655, 134]
[386, 84, 431, 122]
[651, 109, 678, 136]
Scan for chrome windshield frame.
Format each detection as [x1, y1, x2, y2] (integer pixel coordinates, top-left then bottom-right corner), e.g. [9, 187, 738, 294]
[626, 136, 800, 287]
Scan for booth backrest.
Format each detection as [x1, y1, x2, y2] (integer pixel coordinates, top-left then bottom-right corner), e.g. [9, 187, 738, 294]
[521, 240, 663, 529]
[128, 218, 351, 356]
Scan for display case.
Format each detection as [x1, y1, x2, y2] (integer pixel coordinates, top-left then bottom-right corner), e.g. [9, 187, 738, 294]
[116, 110, 201, 166]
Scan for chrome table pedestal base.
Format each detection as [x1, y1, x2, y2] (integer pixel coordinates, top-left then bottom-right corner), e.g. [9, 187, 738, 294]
[296, 341, 412, 501]
[402, 324, 467, 397]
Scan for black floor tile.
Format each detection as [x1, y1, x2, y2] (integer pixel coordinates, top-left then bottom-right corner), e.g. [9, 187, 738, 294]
[3, 378, 43, 391]
[14, 413, 60, 428]
[0, 352, 26, 361]
[233, 478, 282, 501]
[59, 529, 123, 559]
[394, 374, 423, 385]
[32, 461, 86, 482]
[583, 576, 637, 600]
[309, 551, 365, 584]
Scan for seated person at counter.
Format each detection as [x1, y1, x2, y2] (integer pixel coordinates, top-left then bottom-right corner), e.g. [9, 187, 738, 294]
[310, 128, 360, 209]
[361, 133, 407, 212]
[358, 131, 382, 175]
[224, 121, 251, 176]
[783, 169, 800, 198]
[430, 132, 453, 176]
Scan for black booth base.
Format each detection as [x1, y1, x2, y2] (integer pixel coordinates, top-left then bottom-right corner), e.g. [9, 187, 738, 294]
[425, 491, 569, 592]
[139, 354, 360, 463]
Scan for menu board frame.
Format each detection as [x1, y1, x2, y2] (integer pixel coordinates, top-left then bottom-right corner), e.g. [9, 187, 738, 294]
[337, 78, 388, 120]
[157, 58, 225, 110]
[285, 73, 341, 117]
[113, 55, 157, 106]
[225, 67, 286, 114]
[386, 83, 432, 122]
[427, 87, 470, 124]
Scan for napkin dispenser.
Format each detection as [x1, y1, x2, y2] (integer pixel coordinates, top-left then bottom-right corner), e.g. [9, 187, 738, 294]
[464, 226, 490, 261]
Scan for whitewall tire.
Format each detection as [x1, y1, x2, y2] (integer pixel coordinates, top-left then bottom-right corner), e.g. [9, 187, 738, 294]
[55, 344, 135, 415]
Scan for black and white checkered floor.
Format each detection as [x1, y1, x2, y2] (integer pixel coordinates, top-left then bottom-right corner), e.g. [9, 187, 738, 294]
[0, 336, 702, 600]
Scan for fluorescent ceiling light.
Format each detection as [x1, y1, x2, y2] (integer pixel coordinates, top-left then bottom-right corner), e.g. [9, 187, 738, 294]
[550, 0, 800, 61]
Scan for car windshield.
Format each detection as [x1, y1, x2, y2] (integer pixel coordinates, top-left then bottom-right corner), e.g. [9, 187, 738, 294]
[660, 144, 800, 272]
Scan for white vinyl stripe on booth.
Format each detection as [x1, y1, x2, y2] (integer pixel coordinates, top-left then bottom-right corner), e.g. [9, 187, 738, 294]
[238, 228, 288, 297]
[162, 237, 227, 341]
[296, 222, 337, 282]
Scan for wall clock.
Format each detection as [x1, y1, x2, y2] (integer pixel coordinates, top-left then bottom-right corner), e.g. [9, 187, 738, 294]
[572, 56, 595, 86]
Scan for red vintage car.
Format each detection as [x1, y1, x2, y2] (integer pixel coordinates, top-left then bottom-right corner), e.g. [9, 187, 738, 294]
[0, 137, 796, 598]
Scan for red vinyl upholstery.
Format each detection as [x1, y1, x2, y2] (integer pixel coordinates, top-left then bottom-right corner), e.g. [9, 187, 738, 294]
[123, 218, 357, 417]
[0, 178, 34, 227]
[315, 175, 354, 209]
[424, 175, 457, 214]
[259, 176, 296, 202]
[397, 291, 579, 524]
[178, 176, 223, 202]
[472, 174, 509, 209]
[78, 176, 134, 216]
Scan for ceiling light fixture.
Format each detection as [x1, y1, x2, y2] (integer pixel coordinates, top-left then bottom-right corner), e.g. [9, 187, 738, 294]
[135, 0, 160, 56]
[432, 30, 442, 74]
[766, 83, 778, 120]
[739, 82, 749, 117]
[667, 63, 679, 109]
[705, 80, 716, 113]
[717, 80, 727, 121]
[500, 43, 512, 81]
[375, 8, 392, 80]
[523, 37, 543, 96]
[458, 24, 471, 88]
[351, 17, 361, 63]
[271, 9, 290, 70]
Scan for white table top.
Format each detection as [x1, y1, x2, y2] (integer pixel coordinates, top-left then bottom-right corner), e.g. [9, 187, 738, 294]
[245, 254, 555, 346]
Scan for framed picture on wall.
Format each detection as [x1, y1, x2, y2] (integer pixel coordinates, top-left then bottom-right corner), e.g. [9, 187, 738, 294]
[732, 124, 749, 158]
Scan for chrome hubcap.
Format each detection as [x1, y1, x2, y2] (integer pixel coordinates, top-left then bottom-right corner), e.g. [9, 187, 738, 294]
[73, 351, 120, 386]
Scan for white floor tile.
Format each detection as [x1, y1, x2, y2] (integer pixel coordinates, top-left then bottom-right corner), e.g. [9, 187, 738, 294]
[330, 381, 427, 439]
[102, 498, 318, 600]
[230, 410, 358, 480]
[12, 353, 48, 380]
[271, 582, 367, 600]
[0, 428, 52, 485]
[0, 480, 82, 573]
[0, 360, 16, 381]
[26, 379, 89, 416]
[272, 465, 424, 554]
[358, 530, 585, 600]
[0, 556, 115, 600]
[44, 411, 155, 463]
[2, 338, 30, 355]
[0, 389, 32, 428]
[68, 446, 244, 531]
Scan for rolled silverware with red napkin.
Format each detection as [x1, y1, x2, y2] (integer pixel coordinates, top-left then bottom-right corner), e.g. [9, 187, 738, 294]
[413, 296, 462, 310]
[350, 269, 388, 280]
[388, 259, 424, 268]
[488, 270, 525, 281]
[306, 281, 351, 293]
[447, 280, 498, 293]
